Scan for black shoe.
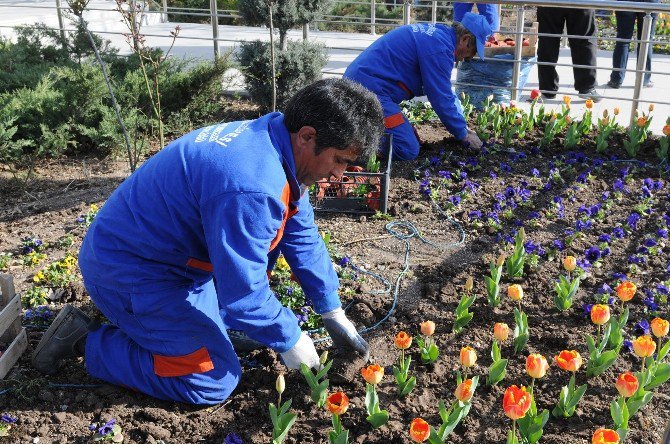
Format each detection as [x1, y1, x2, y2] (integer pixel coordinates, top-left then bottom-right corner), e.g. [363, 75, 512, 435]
[607, 80, 621, 89]
[228, 330, 264, 352]
[541, 92, 557, 99]
[32, 305, 91, 375]
[578, 89, 602, 103]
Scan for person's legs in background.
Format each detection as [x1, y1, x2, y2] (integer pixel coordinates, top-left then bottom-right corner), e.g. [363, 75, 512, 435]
[609, 9, 636, 87]
[566, 8, 598, 96]
[537, 7, 566, 98]
[634, 9, 658, 87]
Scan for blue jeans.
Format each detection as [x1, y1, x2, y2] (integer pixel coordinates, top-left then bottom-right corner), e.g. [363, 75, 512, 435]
[610, 3, 658, 86]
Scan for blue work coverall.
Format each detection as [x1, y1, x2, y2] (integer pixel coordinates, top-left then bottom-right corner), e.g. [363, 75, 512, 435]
[453, 3, 500, 31]
[344, 23, 467, 161]
[78, 113, 340, 404]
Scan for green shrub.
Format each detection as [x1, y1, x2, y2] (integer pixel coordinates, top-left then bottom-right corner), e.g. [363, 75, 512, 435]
[236, 40, 327, 111]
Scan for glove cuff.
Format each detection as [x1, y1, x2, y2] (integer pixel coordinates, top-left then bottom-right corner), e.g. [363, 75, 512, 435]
[320, 306, 344, 320]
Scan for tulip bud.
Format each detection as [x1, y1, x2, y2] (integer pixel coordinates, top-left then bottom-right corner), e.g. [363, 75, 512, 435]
[460, 346, 477, 367]
[494, 322, 509, 342]
[496, 254, 506, 267]
[320, 351, 329, 366]
[503, 385, 532, 420]
[465, 276, 474, 292]
[664, 125, 670, 137]
[592, 428, 620, 444]
[394, 331, 412, 350]
[632, 335, 656, 358]
[565, 115, 573, 124]
[602, 109, 609, 118]
[508, 284, 523, 301]
[649, 103, 655, 112]
[420, 321, 435, 336]
[563, 255, 576, 272]
[637, 117, 647, 127]
[563, 95, 571, 105]
[615, 372, 638, 398]
[590, 304, 611, 326]
[585, 99, 593, 109]
[616, 281, 636, 302]
[526, 354, 549, 379]
[455, 379, 474, 402]
[276, 373, 285, 395]
[409, 418, 430, 442]
[518, 227, 526, 242]
[514, 117, 522, 125]
[556, 350, 582, 372]
[651, 317, 669, 337]
[613, 107, 620, 115]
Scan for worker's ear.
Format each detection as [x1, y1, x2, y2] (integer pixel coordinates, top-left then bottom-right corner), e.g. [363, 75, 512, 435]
[296, 126, 317, 151]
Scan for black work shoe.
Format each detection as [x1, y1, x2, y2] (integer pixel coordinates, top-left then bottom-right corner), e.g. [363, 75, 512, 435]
[32, 305, 91, 375]
[607, 80, 621, 89]
[228, 330, 264, 352]
[542, 92, 557, 99]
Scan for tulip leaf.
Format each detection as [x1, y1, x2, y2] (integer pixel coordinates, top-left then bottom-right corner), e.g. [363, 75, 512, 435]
[657, 339, 670, 362]
[491, 341, 501, 362]
[566, 383, 587, 412]
[315, 359, 333, 380]
[486, 358, 508, 386]
[399, 376, 417, 397]
[428, 425, 445, 444]
[438, 400, 449, 423]
[610, 398, 623, 427]
[626, 390, 653, 416]
[616, 428, 629, 442]
[506, 428, 519, 444]
[365, 383, 379, 415]
[518, 408, 549, 444]
[366, 411, 389, 429]
[587, 349, 619, 377]
[279, 398, 293, 416]
[645, 362, 670, 390]
[585, 334, 596, 355]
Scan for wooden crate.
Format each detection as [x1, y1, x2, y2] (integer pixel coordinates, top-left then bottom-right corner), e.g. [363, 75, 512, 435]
[0, 274, 28, 379]
[485, 22, 538, 58]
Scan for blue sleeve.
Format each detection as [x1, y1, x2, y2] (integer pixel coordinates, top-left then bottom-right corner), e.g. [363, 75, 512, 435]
[418, 49, 468, 140]
[201, 192, 302, 353]
[278, 192, 341, 314]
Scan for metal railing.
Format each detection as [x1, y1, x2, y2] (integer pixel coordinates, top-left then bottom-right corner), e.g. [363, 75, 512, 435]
[2, 0, 670, 127]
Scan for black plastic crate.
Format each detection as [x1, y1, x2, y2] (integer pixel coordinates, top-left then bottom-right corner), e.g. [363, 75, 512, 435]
[310, 134, 392, 214]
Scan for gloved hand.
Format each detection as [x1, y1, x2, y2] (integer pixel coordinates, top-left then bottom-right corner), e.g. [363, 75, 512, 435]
[321, 307, 369, 362]
[279, 331, 320, 370]
[460, 129, 483, 151]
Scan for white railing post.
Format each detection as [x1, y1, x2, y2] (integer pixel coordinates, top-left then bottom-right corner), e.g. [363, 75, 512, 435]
[431, 0, 437, 24]
[630, 12, 652, 127]
[511, 5, 525, 101]
[55, 0, 67, 50]
[210, 0, 220, 59]
[371, 0, 376, 35]
[303, 23, 309, 40]
[403, 0, 411, 25]
[162, 0, 168, 23]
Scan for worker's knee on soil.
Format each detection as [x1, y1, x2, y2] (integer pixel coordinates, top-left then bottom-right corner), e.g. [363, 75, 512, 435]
[386, 125, 420, 161]
[176, 360, 242, 405]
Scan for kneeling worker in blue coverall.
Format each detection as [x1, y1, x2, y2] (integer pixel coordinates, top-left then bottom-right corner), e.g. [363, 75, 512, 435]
[344, 12, 493, 161]
[32, 78, 384, 405]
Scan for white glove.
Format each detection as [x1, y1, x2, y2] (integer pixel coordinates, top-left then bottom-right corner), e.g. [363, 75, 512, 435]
[321, 307, 369, 362]
[279, 331, 320, 370]
[460, 129, 483, 151]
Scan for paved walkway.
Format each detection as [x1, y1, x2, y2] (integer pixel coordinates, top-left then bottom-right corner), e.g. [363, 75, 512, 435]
[1, 0, 669, 133]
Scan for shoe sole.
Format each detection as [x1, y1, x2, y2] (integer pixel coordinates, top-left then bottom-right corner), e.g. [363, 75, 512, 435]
[32, 305, 88, 374]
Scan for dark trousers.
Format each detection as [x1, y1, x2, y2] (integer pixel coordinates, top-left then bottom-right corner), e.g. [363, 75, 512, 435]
[610, 7, 657, 86]
[537, 7, 598, 93]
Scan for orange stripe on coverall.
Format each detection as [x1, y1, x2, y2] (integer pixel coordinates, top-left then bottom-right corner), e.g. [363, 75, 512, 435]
[384, 112, 405, 129]
[153, 346, 214, 377]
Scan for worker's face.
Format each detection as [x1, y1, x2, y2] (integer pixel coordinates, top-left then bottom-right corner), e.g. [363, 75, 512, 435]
[292, 126, 360, 186]
[455, 35, 477, 62]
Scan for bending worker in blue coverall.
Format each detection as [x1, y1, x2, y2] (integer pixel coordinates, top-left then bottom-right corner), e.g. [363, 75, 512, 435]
[344, 12, 493, 161]
[32, 79, 384, 405]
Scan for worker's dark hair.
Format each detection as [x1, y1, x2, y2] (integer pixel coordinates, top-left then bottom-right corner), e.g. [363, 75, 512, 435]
[283, 78, 385, 158]
[453, 21, 476, 49]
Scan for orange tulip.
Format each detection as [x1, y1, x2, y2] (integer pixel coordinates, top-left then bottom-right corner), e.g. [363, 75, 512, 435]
[592, 428, 620, 444]
[455, 379, 474, 402]
[563, 95, 571, 105]
[563, 255, 576, 272]
[663, 125, 670, 136]
[555, 350, 582, 372]
[637, 117, 647, 127]
[651, 318, 669, 338]
[409, 418, 430, 442]
[632, 335, 656, 358]
[526, 354, 549, 379]
[420, 321, 435, 336]
[565, 115, 573, 124]
[649, 103, 654, 112]
[325, 392, 349, 416]
[494, 322, 510, 342]
[615, 372, 638, 398]
[616, 281, 636, 302]
[613, 107, 620, 115]
[508, 284, 523, 301]
[585, 99, 594, 109]
[360, 364, 384, 385]
[503, 385, 532, 420]
[590, 304, 611, 326]
[460, 346, 477, 367]
[394, 331, 412, 350]
[530, 89, 541, 100]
